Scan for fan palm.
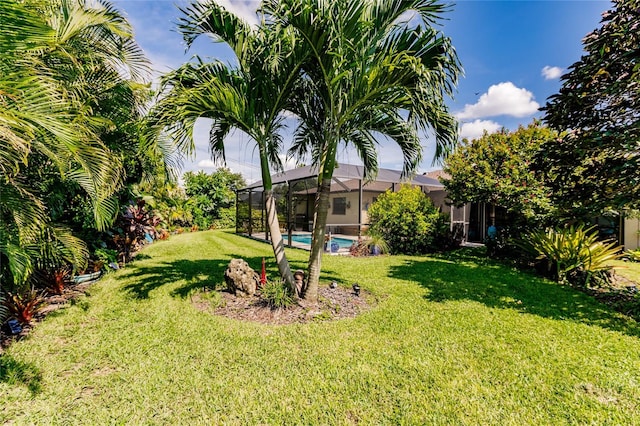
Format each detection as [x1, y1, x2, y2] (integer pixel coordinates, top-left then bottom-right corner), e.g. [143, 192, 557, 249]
[150, 1, 305, 292]
[263, 0, 461, 301]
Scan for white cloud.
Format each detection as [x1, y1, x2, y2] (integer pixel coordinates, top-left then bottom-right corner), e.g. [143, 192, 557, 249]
[459, 119, 502, 140]
[455, 82, 540, 119]
[209, 1, 260, 27]
[541, 65, 563, 80]
[278, 153, 301, 171]
[196, 159, 218, 169]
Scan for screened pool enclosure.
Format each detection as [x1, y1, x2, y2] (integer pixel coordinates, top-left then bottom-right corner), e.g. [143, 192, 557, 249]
[235, 164, 452, 248]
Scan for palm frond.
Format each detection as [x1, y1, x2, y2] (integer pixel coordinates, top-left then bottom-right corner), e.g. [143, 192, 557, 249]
[0, 240, 34, 289]
[209, 119, 232, 165]
[0, 292, 8, 324]
[50, 0, 150, 82]
[344, 129, 379, 181]
[0, 1, 55, 53]
[177, 0, 254, 57]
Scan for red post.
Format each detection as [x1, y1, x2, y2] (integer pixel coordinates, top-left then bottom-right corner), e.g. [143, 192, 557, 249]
[260, 257, 267, 287]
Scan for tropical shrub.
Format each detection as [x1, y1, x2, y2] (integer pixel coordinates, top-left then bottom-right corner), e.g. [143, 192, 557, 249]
[0, 0, 153, 295]
[94, 248, 119, 269]
[368, 185, 448, 254]
[261, 280, 294, 309]
[183, 169, 245, 230]
[518, 224, 622, 287]
[113, 200, 160, 263]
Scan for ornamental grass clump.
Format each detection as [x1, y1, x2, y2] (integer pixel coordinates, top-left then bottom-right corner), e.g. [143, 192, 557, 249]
[518, 224, 622, 287]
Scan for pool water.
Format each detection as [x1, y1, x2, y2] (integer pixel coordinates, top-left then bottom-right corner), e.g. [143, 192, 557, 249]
[289, 234, 354, 249]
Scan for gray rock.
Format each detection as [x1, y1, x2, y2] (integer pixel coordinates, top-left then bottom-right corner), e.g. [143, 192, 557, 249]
[224, 259, 259, 296]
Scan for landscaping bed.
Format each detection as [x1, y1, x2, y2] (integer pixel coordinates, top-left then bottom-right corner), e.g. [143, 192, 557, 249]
[193, 285, 373, 325]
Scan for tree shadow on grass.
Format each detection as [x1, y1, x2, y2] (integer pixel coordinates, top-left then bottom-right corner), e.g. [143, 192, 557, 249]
[120, 258, 228, 300]
[0, 354, 42, 394]
[120, 255, 308, 300]
[388, 251, 640, 338]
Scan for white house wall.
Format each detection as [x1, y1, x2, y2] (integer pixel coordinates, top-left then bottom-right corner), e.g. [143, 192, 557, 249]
[290, 186, 449, 235]
[327, 191, 364, 225]
[625, 217, 640, 250]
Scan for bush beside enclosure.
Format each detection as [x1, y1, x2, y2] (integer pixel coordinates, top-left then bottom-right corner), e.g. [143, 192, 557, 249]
[367, 185, 455, 255]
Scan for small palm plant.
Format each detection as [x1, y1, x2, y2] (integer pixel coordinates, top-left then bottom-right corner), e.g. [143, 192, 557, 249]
[366, 233, 389, 256]
[518, 224, 622, 287]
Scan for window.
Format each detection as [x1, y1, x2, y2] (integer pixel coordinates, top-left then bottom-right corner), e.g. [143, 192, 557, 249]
[332, 197, 347, 215]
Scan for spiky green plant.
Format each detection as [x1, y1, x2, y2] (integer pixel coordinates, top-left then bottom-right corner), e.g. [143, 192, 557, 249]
[626, 249, 640, 262]
[518, 224, 622, 286]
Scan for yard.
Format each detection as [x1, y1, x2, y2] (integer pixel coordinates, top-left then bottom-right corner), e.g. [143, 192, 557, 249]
[1, 230, 639, 424]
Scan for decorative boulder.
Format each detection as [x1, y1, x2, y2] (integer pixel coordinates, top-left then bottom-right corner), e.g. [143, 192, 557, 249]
[224, 258, 259, 296]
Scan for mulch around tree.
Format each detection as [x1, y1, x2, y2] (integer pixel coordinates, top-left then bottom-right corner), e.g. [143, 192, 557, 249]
[192, 285, 374, 325]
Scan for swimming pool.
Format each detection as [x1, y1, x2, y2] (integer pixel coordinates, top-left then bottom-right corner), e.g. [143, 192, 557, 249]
[289, 234, 354, 249]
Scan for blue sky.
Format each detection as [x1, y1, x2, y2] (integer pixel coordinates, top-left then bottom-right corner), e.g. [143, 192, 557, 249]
[112, 0, 610, 181]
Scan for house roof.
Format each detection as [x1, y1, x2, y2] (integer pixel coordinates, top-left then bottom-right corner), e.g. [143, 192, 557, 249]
[239, 163, 445, 191]
[423, 170, 450, 181]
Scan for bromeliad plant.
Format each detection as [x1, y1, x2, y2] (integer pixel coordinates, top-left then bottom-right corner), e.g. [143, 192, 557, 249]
[518, 224, 622, 287]
[2, 288, 45, 325]
[31, 266, 72, 295]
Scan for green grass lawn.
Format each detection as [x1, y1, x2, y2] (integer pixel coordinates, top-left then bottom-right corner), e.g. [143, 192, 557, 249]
[2, 230, 640, 425]
[610, 259, 640, 284]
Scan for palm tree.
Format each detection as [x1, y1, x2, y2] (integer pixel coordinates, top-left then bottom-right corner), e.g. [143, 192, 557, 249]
[150, 1, 304, 293]
[1, 0, 150, 288]
[264, 0, 461, 301]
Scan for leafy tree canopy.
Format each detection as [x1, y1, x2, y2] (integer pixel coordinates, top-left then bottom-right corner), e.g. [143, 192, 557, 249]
[442, 121, 558, 225]
[183, 168, 245, 228]
[542, 0, 640, 217]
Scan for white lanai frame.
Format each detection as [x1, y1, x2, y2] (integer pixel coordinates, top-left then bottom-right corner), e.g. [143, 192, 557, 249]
[235, 163, 447, 246]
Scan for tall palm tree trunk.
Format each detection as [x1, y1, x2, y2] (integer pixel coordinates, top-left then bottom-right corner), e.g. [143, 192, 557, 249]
[263, 188, 296, 294]
[304, 176, 332, 302]
[259, 153, 295, 295]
